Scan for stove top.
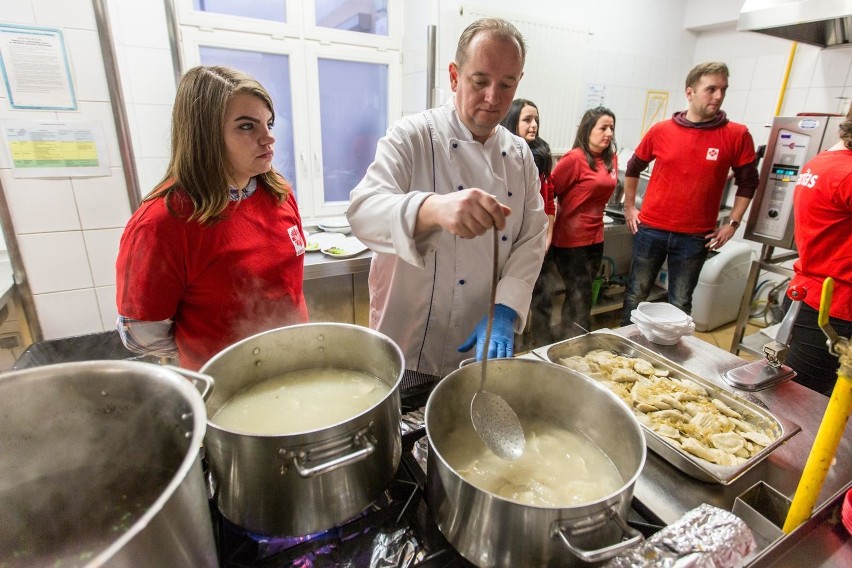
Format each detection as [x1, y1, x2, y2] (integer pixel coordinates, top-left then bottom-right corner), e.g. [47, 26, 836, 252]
[212, 385, 473, 568]
[210, 384, 662, 567]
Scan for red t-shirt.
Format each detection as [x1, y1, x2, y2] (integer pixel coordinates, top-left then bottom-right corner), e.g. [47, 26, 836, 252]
[551, 148, 618, 248]
[791, 149, 852, 321]
[116, 183, 309, 369]
[635, 120, 756, 233]
[540, 173, 555, 216]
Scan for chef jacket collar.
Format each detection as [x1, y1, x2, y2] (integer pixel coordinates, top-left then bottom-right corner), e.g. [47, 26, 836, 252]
[441, 96, 503, 149]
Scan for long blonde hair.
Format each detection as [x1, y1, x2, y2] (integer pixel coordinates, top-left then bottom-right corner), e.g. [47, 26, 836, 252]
[147, 65, 290, 224]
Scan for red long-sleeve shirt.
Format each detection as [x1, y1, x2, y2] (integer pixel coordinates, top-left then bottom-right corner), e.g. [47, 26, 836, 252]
[551, 148, 618, 248]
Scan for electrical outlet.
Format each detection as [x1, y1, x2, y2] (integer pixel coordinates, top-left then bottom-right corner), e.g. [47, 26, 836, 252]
[0, 333, 20, 350]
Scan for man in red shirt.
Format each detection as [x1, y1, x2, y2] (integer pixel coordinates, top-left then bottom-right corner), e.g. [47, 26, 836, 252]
[620, 61, 759, 325]
[785, 107, 852, 395]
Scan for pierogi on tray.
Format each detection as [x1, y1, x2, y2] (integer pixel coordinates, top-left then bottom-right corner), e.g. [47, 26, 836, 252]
[559, 349, 777, 467]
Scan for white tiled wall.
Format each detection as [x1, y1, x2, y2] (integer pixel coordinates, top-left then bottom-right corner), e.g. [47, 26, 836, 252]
[0, 0, 133, 343]
[18, 232, 94, 294]
[33, 288, 103, 338]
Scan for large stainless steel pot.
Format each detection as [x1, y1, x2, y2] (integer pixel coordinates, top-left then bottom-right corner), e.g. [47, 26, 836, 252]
[200, 323, 404, 536]
[0, 360, 216, 567]
[426, 359, 646, 567]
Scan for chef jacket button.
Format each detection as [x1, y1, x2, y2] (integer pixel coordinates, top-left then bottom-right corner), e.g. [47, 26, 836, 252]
[452, 143, 458, 149]
[508, 192, 513, 196]
[502, 151, 507, 156]
[457, 185, 463, 190]
[502, 235, 508, 241]
[459, 279, 465, 285]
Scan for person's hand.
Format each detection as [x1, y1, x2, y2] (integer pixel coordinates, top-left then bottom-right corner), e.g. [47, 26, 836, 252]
[458, 304, 517, 359]
[704, 223, 736, 250]
[419, 189, 511, 239]
[624, 204, 641, 234]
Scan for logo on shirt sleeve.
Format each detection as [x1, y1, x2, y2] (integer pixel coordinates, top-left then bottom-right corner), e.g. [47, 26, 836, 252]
[289, 225, 305, 256]
[706, 148, 719, 161]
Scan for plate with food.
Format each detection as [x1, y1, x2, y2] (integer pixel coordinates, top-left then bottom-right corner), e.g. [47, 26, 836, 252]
[321, 237, 368, 259]
[306, 231, 345, 252]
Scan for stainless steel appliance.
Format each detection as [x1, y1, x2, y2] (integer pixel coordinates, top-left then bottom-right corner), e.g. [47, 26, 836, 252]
[744, 114, 843, 249]
[737, 0, 852, 49]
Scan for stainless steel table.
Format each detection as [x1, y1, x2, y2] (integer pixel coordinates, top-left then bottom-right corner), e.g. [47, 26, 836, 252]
[533, 325, 852, 566]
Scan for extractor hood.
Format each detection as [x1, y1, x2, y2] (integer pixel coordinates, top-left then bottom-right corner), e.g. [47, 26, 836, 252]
[737, 0, 852, 48]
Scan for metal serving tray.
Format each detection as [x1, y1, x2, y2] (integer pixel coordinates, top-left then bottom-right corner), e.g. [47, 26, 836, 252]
[536, 332, 801, 485]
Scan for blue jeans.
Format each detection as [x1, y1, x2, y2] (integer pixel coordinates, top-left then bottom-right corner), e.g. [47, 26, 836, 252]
[621, 226, 709, 325]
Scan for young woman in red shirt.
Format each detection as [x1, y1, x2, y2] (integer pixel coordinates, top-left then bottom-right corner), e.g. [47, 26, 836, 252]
[116, 66, 309, 370]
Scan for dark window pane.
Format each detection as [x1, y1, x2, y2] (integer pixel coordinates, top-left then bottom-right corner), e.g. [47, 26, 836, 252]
[315, 0, 388, 35]
[193, 0, 286, 23]
[318, 58, 387, 203]
[198, 47, 297, 194]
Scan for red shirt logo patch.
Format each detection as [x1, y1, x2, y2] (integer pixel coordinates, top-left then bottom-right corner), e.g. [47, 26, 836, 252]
[289, 225, 305, 255]
[706, 148, 719, 161]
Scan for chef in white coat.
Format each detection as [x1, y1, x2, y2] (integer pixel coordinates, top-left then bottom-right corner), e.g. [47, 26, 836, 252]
[347, 17, 547, 382]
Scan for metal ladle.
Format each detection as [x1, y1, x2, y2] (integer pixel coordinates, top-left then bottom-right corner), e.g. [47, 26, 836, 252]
[470, 228, 526, 461]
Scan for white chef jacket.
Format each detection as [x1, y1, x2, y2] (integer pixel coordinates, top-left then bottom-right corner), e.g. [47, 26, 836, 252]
[347, 97, 547, 377]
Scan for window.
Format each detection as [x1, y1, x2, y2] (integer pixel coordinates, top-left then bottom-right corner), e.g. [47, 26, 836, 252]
[176, 1, 401, 220]
[316, 57, 389, 203]
[198, 46, 297, 194]
[193, 0, 287, 22]
[315, 0, 388, 35]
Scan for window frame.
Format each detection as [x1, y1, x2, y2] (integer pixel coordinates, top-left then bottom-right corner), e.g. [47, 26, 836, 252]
[303, 43, 400, 215]
[173, 0, 402, 222]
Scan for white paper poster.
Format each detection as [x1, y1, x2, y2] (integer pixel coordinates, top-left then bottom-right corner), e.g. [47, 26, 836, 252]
[0, 24, 77, 111]
[1, 120, 110, 178]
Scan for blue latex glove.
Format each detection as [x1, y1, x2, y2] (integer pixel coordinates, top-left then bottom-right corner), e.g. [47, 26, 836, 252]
[458, 304, 517, 360]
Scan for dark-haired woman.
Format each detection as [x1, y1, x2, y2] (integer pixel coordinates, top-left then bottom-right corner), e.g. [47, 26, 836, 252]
[551, 107, 617, 336]
[500, 99, 557, 346]
[116, 66, 309, 370]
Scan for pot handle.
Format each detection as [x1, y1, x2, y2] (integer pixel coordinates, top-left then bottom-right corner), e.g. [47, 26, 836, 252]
[290, 433, 376, 478]
[551, 508, 643, 563]
[164, 365, 215, 401]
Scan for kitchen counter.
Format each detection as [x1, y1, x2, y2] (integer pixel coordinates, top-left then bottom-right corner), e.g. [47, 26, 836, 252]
[303, 248, 371, 280]
[535, 325, 851, 566]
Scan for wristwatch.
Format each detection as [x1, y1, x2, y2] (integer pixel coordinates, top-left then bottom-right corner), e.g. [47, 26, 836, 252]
[729, 219, 740, 229]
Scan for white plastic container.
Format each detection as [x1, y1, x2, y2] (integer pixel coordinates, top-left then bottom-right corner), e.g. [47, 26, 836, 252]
[692, 241, 754, 332]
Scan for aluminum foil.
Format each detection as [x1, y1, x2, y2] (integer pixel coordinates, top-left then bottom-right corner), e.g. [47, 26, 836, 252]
[412, 435, 428, 474]
[604, 504, 756, 568]
[369, 527, 419, 568]
[400, 407, 425, 436]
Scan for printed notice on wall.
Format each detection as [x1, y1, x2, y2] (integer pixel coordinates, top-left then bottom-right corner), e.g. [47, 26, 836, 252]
[0, 24, 77, 111]
[585, 84, 607, 110]
[1, 120, 110, 178]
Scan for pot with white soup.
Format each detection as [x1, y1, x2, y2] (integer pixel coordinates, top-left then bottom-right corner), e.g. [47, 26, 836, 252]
[200, 323, 404, 537]
[425, 358, 646, 567]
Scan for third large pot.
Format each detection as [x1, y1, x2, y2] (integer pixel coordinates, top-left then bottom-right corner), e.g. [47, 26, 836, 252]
[425, 359, 646, 567]
[200, 323, 404, 537]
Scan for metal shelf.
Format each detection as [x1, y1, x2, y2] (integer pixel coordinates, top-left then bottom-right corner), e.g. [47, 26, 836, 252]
[730, 244, 796, 355]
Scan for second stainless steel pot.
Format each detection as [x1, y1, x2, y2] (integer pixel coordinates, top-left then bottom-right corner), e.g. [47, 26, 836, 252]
[200, 323, 404, 536]
[426, 358, 646, 567]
